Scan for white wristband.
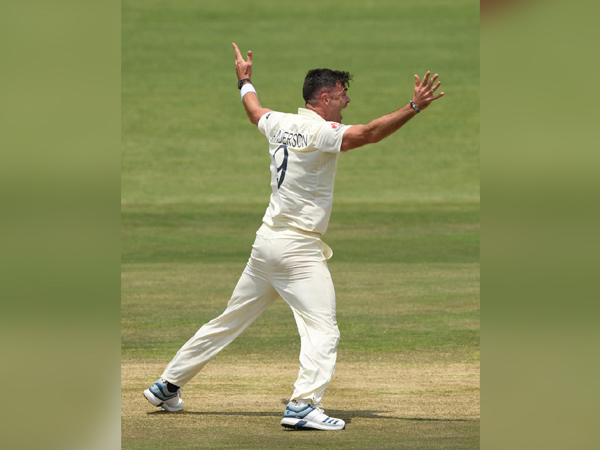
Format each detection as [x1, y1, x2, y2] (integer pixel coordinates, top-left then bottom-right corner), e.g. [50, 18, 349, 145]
[240, 83, 257, 100]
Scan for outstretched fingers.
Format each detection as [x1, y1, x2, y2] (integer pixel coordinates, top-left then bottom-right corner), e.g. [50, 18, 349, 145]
[421, 71, 431, 87]
[232, 42, 243, 61]
[412, 70, 445, 110]
[232, 43, 253, 66]
[427, 74, 438, 88]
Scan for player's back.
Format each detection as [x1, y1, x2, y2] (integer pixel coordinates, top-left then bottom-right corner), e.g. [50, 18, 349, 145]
[257, 108, 351, 236]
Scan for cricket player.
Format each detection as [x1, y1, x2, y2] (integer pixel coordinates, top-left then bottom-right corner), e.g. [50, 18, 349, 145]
[143, 42, 444, 431]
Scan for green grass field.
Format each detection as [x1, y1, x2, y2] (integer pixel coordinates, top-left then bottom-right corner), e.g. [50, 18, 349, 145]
[122, 0, 479, 448]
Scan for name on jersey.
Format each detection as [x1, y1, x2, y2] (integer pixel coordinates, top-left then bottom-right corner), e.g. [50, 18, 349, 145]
[269, 129, 309, 148]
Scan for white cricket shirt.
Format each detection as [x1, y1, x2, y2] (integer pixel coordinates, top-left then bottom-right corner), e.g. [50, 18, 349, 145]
[257, 108, 351, 236]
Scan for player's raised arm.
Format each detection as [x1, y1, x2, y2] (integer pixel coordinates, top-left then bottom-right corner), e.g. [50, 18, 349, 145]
[232, 42, 272, 126]
[341, 71, 445, 152]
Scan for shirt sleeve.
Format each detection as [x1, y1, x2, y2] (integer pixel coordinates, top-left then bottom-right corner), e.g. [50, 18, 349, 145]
[257, 111, 284, 136]
[313, 122, 352, 153]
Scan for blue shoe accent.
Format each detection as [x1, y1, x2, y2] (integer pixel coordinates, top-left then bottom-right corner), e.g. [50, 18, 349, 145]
[149, 379, 177, 401]
[283, 403, 315, 419]
[295, 420, 307, 427]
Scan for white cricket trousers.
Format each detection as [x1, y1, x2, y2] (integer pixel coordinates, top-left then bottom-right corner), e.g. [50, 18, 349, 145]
[162, 224, 340, 405]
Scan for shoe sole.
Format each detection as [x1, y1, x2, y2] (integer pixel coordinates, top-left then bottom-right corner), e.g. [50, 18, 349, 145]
[280, 417, 345, 431]
[143, 389, 183, 412]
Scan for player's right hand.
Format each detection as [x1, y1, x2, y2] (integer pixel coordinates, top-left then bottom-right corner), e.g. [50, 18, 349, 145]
[232, 42, 253, 81]
[412, 71, 444, 111]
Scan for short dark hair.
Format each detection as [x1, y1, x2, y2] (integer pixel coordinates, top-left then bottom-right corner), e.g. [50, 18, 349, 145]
[302, 69, 353, 104]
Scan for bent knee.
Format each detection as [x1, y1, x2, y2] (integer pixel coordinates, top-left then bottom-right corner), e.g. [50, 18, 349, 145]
[319, 326, 340, 348]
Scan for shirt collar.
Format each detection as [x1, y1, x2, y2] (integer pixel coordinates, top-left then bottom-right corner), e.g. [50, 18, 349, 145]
[298, 108, 326, 122]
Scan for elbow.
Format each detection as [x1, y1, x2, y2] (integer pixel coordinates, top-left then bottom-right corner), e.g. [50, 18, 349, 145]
[249, 113, 261, 126]
[249, 109, 269, 126]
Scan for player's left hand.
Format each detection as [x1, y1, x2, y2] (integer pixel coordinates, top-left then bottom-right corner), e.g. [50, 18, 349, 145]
[412, 71, 445, 111]
[232, 42, 253, 81]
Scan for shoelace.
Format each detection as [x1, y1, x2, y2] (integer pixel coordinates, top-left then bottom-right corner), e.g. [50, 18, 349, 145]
[291, 400, 325, 414]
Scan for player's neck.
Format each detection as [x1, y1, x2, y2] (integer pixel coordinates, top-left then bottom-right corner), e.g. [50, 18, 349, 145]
[305, 103, 328, 121]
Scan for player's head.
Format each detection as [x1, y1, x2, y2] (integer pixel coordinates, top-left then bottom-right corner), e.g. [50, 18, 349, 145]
[303, 69, 352, 122]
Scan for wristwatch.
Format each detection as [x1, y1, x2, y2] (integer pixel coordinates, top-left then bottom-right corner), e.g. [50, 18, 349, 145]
[238, 78, 251, 90]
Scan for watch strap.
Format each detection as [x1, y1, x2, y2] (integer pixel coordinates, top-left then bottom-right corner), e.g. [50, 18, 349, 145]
[238, 78, 251, 89]
[409, 100, 421, 113]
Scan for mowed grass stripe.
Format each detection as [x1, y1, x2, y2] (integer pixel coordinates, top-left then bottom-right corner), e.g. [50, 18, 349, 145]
[122, 201, 479, 264]
[122, 263, 478, 364]
[122, 200, 479, 363]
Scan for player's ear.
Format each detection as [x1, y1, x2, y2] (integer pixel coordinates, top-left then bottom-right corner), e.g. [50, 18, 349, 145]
[320, 92, 330, 106]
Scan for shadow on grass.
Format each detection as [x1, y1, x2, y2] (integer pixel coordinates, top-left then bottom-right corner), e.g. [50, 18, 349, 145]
[147, 409, 478, 425]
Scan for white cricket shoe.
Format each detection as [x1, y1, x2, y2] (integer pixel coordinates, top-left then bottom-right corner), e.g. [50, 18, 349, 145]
[143, 378, 184, 412]
[280, 401, 345, 430]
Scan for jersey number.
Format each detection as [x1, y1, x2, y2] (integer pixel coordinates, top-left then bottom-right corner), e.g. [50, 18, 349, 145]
[273, 144, 288, 189]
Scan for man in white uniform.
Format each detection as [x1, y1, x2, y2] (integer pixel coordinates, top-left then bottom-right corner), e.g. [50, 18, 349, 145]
[143, 43, 445, 431]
